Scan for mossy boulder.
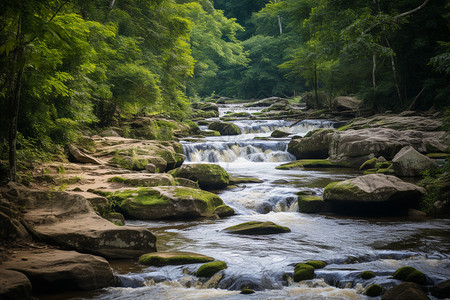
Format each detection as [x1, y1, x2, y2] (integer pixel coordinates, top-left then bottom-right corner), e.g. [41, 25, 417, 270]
[294, 263, 315, 282]
[213, 205, 235, 218]
[196, 261, 228, 277]
[297, 195, 329, 214]
[393, 266, 427, 285]
[364, 284, 384, 297]
[169, 164, 230, 190]
[360, 158, 377, 170]
[305, 260, 327, 269]
[392, 146, 438, 177]
[224, 221, 291, 235]
[119, 186, 230, 220]
[208, 121, 241, 135]
[271, 130, 290, 138]
[361, 271, 376, 279]
[277, 159, 349, 170]
[382, 282, 429, 300]
[200, 130, 221, 136]
[240, 289, 255, 294]
[107, 174, 176, 187]
[138, 252, 214, 266]
[229, 177, 263, 185]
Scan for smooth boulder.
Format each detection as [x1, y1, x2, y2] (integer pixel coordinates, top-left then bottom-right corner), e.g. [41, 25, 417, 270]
[287, 129, 334, 159]
[138, 252, 214, 266]
[0, 269, 32, 300]
[392, 146, 437, 177]
[169, 164, 230, 190]
[119, 186, 231, 220]
[332, 96, 361, 112]
[323, 174, 425, 215]
[208, 121, 241, 135]
[224, 221, 290, 235]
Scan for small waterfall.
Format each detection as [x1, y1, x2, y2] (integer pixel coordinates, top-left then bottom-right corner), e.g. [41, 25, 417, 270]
[183, 141, 295, 163]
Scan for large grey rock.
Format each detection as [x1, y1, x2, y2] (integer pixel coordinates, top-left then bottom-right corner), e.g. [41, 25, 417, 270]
[348, 115, 443, 131]
[1, 183, 157, 259]
[109, 173, 176, 187]
[244, 97, 285, 107]
[393, 146, 438, 177]
[68, 144, 105, 165]
[169, 164, 230, 190]
[0, 198, 29, 240]
[323, 174, 425, 215]
[120, 186, 232, 220]
[288, 129, 334, 159]
[0, 269, 32, 300]
[332, 96, 361, 111]
[1, 250, 116, 293]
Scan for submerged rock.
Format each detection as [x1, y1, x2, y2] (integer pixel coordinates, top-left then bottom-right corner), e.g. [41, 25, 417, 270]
[224, 221, 291, 235]
[323, 174, 425, 215]
[196, 261, 228, 277]
[271, 129, 290, 138]
[169, 164, 230, 190]
[381, 282, 430, 300]
[119, 186, 230, 220]
[392, 146, 438, 177]
[0, 269, 32, 300]
[1, 249, 116, 292]
[138, 252, 214, 266]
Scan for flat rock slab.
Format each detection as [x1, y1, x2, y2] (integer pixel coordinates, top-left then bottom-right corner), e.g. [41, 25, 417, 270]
[223, 221, 291, 235]
[138, 252, 214, 266]
[1, 249, 116, 293]
[0, 269, 32, 300]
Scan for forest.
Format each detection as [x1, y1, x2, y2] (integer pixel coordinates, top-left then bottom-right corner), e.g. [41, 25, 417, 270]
[0, 0, 449, 180]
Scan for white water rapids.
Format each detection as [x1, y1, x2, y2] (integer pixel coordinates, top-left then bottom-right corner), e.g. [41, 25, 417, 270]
[59, 103, 449, 300]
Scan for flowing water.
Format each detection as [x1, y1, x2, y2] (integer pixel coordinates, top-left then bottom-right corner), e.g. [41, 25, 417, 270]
[63, 103, 449, 300]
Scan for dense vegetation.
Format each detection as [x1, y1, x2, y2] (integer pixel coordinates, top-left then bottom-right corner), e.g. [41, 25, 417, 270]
[0, 0, 449, 182]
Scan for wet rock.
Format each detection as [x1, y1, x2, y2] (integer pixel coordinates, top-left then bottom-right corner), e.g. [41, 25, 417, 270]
[208, 121, 241, 135]
[119, 186, 230, 220]
[107, 173, 176, 187]
[277, 159, 349, 170]
[2, 183, 157, 259]
[169, 164, 230, 190]
[244, 97, 285, 107]
[196, 261, 228, 277]
[0, 269, 32, 300]
[224, 221, 291, 235]
[229, 177, 263, 185]
[1, 249, 116, 292]
[305, 261, 327, 269]
[138, 252, 214, 266]
[364, 284, 384, 297]
[271, 129, 290, 138]
[294, 263, 315, 282]
[297, 195, 330, 214]
[393, 266, 427, 285]
[381, 282, 429, 300]
[192, 102, 219, 113]
[323, 174, 425, 216]
[408, 208, 427, 221]
[361, 271, 376, 279]
[432, 279, 450, 299]
[332, 96, 361, 112]
[213, 205, 235, 218]
[392, 146, 438, 177]
[175, 178, 200, 189]
[287, 129, 334, 159]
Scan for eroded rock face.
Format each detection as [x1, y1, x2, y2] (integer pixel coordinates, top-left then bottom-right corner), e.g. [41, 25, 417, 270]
[333, 96, 361, 112]
[0, 269, 32, 300]
[323, 174, 425, 215]
[287, 129, 334, 159]
[169, 164, 230, 190]
[119, 186, 231, 220]
[1, 250, 116, 293]
[392, 146, 437, 177]
[1, 183, 157, 259]
[348, 115, 443, 131]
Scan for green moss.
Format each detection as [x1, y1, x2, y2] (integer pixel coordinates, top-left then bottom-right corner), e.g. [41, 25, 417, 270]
[305, 260, 326, 269]
[174, 187, 224, 209]
[229, 177, 263, 184]
[138, 252, 214, 266]
[224, 221, 291, 235]
[277, 159, 349, 170]
[363, 169, 377, 175]
[108, 176, 126, 183]
[364, 284, 383, 297]
[426, 153, 449, 159]
[360, 158, 377, 170]
[214, 205, 235, 217]
[337, 122, 353, 131]
[393, 266, 427, 285]
[361, 271, 376, 279]
[196, 261, 228, 277]
[375, 162, 392, 169]
[201, 130, 220, 136]
[116, 189, 169, 208]
[376, 168, 395, 174]
[323, 181, 360, 199]
[240, 289, 255, 294]
[294, 263, 315, 282]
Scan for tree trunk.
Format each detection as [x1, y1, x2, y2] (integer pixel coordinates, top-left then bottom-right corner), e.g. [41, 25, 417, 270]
[384, 37, 403, 104]
[313, 63, 318, 108]
[372, 54, 377, 89]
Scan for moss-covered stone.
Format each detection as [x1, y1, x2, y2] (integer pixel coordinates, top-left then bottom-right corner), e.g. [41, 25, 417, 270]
[169, 164, 230, 190]
[240, 289, 255, 294]
[297, 195, 328, 213]
[196, 261, 228, 277]
[271, 130, 290, 138]
[361, 271, 376, 279]
[213, 205, 235, 218]
[294, 263, 315, 282]
[359, 158, 377, 170]
[305, 260, 326, 269]
[276, 159, 349, 170]
[200, 130, 221, 136]
[393, 266, 427, 285]
[208, 121, 241, 135]
[229, 177, 263, 184]
[107, 174, 175, 187]
[364, 284, 383, 297]
[224, 221, 291, 235]
[363, 169, 378, 175]
[138, 252, 214, 266]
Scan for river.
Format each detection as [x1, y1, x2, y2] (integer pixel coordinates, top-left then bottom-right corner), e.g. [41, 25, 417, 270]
[62, 103, 450, 299]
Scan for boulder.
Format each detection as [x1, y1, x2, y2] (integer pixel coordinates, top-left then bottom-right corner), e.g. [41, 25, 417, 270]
[1, 249, 116, 292]
[0, 269, 32, 300]
[244, 97, 285, 107]
[107, 173, 176, 187]
[271, 129, 290, 138]
[1, 183, 157, 259]
[68, 144, 105, 165]
[287, 129, 334, 159]
[192, 102, 219, 113]
[361, 271, 376, 279]
[346, 115, 443, 131]
[393, 266, 427, 285]
[332, 96, 361, 112]
[323, 174, 425, 215]
[223, 221, 291, 235]
[262, 99, 291, 112]
[392, 146, 438, 177]
[196, 261, 228, 277]
[119, 186, 230, 220]
[294, 263, 315, 282]
[0, 198, 29, 240]
[381, 282, 429, 300]
[138, 252, 214, 266]
[297, 195, 329, 213]
[364, 284, 384, 297]
[302, 92, 329, 109]
[169, 164, 230, 190]
[305, 260, 327, 269]
[432, 279, 450, 299]
[208, 121, 241, 135]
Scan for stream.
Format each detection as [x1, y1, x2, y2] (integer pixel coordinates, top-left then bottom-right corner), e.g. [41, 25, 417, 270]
[65, 103, 449, 299]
